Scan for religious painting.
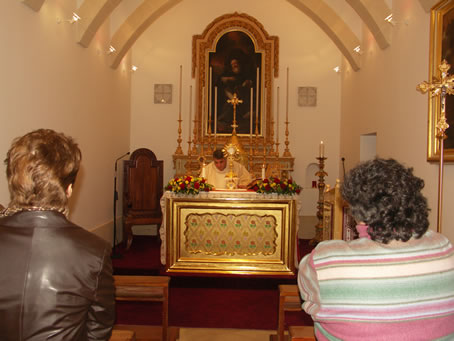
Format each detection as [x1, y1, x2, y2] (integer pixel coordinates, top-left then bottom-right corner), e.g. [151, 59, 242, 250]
[208, 31, 262, 135]
[192, 12, 279, 147]
[428, 0, 454, 161]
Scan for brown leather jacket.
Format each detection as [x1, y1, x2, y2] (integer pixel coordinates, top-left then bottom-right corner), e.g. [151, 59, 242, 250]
[0, 210, 115, 340]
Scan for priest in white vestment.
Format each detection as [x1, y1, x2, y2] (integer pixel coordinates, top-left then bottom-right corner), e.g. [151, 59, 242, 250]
[203, 149, 253, 189]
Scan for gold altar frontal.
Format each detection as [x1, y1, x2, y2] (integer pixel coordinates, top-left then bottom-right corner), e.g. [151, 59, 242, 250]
[161, 191, 299, 276]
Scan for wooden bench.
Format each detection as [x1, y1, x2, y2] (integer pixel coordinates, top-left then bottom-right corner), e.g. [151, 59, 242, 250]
[110, 329, 136, 341]
[114, 275, 178, 341]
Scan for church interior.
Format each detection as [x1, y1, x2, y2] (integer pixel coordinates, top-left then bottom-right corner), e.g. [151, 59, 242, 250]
[1, 0, 453, 340]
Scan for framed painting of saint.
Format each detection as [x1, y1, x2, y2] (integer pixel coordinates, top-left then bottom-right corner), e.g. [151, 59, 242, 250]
[428, 0, 454, 161]
[208, 31, 262, 135]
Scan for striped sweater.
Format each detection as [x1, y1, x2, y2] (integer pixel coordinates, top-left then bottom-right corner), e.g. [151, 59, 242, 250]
[297, 230, 454, 341]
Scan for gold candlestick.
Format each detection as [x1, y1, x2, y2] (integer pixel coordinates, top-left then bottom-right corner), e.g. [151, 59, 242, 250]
[174, 65, 184, 155]
[417, 59, 454, 233]
[283, 67, 292, 157]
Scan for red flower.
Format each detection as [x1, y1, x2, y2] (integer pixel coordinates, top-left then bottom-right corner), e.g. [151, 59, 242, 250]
[296, 188, 301, 194]
[265, 184, 271, 191]
[179, 183, 186, 189]
[194, 182, 200, 189]
[166, 185, 172, 190]
[273, 178, 280, 184]
[204, 187, 210, 192]
[201, 178, 206, 183]
[288, 179, 293, 184]
[280, 183, 286, 189]
[263, 178, 269, 183]
[185, 176, 192, 182]
[253, 185, 259, 191]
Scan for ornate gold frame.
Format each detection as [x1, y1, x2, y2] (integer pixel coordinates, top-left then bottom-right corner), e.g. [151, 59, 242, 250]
[192, 12, 279, 147]
[428, 0, 454, 161]
[165, 196, 297, 276]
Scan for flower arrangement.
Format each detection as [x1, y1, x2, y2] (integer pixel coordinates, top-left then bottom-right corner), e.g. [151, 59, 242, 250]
[252, 177, 302, 195]
[165, 175, 213, 195]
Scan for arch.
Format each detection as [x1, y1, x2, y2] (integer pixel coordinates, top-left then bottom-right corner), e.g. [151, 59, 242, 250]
[77, 0, 122, 48]
[286, 0, 361, 71]
[347, 0, 391, 49]
[109, 0, 182, 69]
[21, 0, 45, 12]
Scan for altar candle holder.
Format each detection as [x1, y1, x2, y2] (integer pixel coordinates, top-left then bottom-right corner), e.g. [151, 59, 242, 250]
[312, 156, 328, 245]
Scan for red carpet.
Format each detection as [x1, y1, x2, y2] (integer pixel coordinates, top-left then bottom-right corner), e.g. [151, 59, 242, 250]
[113, 236, 314, 330]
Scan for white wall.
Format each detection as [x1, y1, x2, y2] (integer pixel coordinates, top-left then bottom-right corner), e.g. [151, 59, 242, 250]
[340, 1, 454, 242]
[129, 0, 342, 224]
[0, 1, 131, 242]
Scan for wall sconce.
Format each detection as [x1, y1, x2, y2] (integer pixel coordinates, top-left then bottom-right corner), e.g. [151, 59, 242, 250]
[333, 66, 341, 73]
[57, 12, 81, 24]
[107, 45, 116, 55]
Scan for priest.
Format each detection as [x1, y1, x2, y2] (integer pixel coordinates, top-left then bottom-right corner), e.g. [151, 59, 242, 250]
[203, 148, 253, 189]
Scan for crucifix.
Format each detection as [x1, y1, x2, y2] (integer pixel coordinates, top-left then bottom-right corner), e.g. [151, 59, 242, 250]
[227, 93, 243, 135]
[417, 59, 454, 233]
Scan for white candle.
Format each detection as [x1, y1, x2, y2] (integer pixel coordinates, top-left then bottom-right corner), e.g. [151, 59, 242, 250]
[188, 85, 192, 139]
[256, 67, 259, 130]
[214, 86, 218, 137]
[179, 65, 182, 120]
[276, 86, 280, 143]
[250, 87, 253, 136]
[261, 164, 266, 179]
[319, 141, 324, 158]
[286, 67, 289, 123]
[208, 67, 212, 132]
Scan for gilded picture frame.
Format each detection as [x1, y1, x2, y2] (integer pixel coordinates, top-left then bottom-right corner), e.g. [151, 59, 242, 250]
[428, 0, 454, 161]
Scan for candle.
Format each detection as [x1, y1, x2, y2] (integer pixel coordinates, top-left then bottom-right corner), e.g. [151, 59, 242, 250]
[276, 86, 280, 143]
[261, 164, 266, 179]
[208, 67, 212, 132]
[201, 163, 206, 178]
[319, 141, 325, 158]
[188, 85, 192, 139]
[250, 87, 253, 136]
[214, 86, 218, 137]
[256, 67, 259, 131]
[179, 65, 182, 120]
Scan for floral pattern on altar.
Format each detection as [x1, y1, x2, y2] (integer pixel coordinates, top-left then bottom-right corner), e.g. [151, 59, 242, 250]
[184, 213, 278, 256]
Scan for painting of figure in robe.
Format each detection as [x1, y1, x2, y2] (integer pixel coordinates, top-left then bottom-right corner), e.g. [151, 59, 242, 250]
[209, 31, 262, 135]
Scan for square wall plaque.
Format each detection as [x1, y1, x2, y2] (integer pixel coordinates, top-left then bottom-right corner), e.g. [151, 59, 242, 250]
[154, 84, 172, 104]
[298, 87, 317, 107]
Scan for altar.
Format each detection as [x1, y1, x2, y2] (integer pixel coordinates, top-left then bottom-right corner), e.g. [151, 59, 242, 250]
[159, 190, 301, 276]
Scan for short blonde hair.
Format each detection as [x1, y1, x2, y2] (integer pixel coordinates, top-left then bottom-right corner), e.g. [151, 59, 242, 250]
[5, 129, 81, 211]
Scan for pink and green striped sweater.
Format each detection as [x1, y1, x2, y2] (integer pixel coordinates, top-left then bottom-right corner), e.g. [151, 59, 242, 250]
[298, 230, 454, 340]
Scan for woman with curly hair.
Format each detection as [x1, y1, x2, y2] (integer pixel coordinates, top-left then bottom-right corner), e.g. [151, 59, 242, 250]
[298, 158, 454, 341]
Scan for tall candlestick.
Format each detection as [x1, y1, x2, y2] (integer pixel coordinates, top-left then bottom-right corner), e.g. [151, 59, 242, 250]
[256, 67, 259, 132]
[286, 67, 289, 123]
[179, 65, 182, 120]
[319, 141, 324, 158]
[208, 67, 212, 134]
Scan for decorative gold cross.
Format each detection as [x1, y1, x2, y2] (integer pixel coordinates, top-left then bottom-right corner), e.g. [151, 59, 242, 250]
[417, 59, 454, 138]
[227, 93, 243, 134]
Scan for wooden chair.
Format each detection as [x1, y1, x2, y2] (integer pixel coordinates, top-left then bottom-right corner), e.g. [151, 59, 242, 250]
[270, 284, 304, 341]
[123, 148, 163, 250]
[114, 275, 177, 341]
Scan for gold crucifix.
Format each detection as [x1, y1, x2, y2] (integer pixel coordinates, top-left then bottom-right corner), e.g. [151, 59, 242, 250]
[227, 93, 243, 135]
[417, 59, 454, 233]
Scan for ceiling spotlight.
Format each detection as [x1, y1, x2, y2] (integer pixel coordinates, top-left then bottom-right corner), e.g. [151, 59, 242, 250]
[107, 45, 116, 55]
[70, 12, 81, 23]
[353, 45, 362, 54]
[333, 66, 341, 73]
[384, 14, 394, 25]
[131, 65, 138, 72]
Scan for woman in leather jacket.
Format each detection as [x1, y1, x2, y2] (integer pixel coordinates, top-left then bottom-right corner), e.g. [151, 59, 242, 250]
[0, 129, 115, 341]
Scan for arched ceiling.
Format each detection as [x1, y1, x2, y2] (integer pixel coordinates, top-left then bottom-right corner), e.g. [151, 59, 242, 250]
[20, 0, 440, 72]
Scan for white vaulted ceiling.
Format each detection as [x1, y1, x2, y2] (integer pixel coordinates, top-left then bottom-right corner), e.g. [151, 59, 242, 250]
[20, 0, 439, 71]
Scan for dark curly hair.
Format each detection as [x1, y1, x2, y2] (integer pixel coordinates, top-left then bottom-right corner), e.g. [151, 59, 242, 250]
[341, 158, 429, 244]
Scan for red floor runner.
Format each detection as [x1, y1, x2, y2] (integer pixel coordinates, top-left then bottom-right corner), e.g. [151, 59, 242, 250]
[113, 236, 314, 330]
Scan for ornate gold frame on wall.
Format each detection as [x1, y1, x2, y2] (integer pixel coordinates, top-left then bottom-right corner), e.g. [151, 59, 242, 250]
[428, 0, 454, 161]
[192, 12, 279, 147]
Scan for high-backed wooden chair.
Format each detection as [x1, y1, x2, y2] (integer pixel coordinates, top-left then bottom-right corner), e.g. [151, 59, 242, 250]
[113, 275, 177, 341]
[123, 148, 163, 250]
